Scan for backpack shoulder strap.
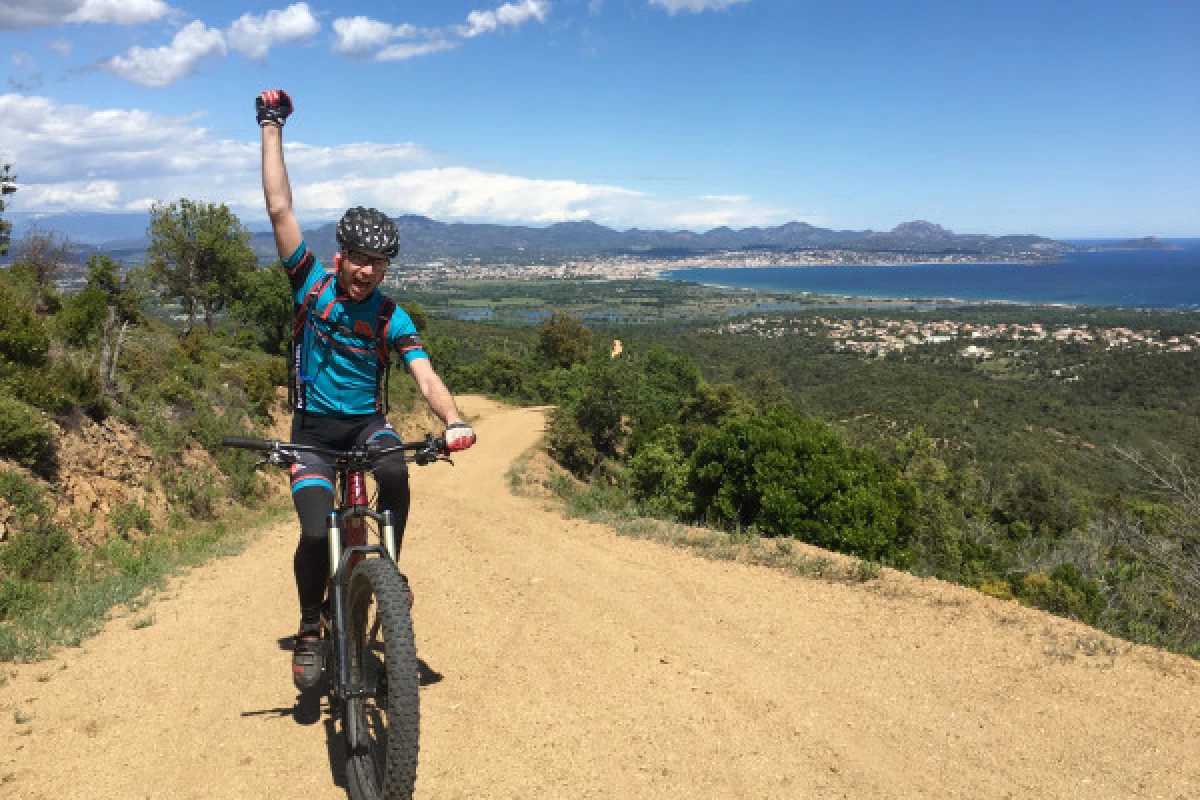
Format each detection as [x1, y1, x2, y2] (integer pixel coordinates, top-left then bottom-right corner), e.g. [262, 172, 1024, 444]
[289, 271, 337, 409]
[374, 296, 397, 413]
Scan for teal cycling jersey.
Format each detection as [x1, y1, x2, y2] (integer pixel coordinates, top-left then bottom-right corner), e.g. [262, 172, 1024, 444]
[283, 241, 428, 417]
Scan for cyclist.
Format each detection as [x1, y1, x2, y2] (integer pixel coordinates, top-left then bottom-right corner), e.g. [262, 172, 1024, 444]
[256, 89, 476, 690]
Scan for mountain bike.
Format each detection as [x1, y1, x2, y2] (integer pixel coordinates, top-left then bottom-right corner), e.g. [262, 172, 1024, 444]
[221, 433, 452, 800]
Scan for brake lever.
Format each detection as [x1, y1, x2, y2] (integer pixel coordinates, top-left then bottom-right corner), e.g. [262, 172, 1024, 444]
[412, 448, 454, 466]
[267, 448, 295, 467]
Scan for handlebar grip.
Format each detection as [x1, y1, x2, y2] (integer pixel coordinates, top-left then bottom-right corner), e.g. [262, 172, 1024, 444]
[220, 436, 275, 451]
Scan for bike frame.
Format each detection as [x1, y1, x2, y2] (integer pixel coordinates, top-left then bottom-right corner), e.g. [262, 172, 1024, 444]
[220, 432, 447, 792]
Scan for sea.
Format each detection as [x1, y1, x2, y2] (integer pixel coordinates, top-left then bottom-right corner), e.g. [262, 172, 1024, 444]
[660, 240, 1200, 310]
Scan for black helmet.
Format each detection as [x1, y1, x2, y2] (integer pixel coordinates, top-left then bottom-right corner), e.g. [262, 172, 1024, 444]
[336, 206, 399, 259]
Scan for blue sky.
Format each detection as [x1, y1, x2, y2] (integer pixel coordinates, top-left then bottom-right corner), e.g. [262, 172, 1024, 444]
[1, 0, 1197, 237]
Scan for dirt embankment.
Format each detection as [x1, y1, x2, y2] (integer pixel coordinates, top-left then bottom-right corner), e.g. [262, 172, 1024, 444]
[1, 390, 300, 546]
[2, 397, 1198, 799]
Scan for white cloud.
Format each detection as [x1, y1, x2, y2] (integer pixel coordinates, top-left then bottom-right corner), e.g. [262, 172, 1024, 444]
[333, 3, 549, 61]
[227, 3, 319, 60]
[648, 0, 749, 14]
[47, 37, 73, 56]
[0, 94, 430, 213]
[0, 0, 172, 29]
[296, 167, 792, 229]
[100, 20, 226, 88]
[66, 0, 171, 25]
[458, 0, 549, 38]
[21, 179, 124, 210]
[0, 94, 793, 230]
[293, 166, 638, 223]
[331, 15, 455, 61]
[332, 16, 417, 58]
[377, 40, 459, 61]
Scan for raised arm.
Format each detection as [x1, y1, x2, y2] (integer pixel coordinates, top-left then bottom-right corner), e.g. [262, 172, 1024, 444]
[257, 90, 303, 260]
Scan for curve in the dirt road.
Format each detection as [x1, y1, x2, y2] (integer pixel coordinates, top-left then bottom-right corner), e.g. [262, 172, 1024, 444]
[1, 398, 1198, 800]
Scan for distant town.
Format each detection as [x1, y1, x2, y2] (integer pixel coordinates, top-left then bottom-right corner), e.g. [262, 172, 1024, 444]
[386, 248, 1054, 288]
[708, 316, 1200, 359]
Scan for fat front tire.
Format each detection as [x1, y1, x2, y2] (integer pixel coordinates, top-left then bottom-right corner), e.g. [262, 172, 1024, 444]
[344, 557, 420, 800]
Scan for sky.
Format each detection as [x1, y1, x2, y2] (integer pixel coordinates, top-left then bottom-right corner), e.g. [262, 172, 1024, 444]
[1, 0, 1197, 238]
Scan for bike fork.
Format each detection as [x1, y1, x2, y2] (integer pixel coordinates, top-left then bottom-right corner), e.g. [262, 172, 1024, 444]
[326, 505, 397, 754]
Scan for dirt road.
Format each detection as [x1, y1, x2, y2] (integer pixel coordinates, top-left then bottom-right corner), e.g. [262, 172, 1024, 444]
[3, 398, 1198, 798]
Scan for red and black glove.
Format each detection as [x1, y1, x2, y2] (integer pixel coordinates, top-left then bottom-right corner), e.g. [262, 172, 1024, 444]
[255, 89, 293, 127]
[444, 422, 476, 453]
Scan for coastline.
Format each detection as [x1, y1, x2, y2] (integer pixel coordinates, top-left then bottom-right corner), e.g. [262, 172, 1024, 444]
[660, 279, 1053, 312]
[651, 247, 1200, 311]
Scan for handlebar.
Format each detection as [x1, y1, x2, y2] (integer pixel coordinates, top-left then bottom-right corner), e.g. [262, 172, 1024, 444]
[220, 433, 451, 468]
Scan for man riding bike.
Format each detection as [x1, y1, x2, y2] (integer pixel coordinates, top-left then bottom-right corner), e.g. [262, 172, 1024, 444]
[256, 89, 476, 690]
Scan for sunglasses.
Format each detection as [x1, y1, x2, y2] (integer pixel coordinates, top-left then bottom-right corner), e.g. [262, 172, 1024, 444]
[344, 250, 390, 269]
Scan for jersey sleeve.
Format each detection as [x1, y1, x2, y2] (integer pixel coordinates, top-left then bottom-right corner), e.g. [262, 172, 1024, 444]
[384, 305, 429, 366]
[281, 240, 324, 296]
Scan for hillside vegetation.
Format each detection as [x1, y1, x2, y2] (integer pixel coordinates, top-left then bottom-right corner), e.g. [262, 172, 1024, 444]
[2, 197, 1198, 663]
[411, 287, 1200, 658]
[0, 199, 378, 661]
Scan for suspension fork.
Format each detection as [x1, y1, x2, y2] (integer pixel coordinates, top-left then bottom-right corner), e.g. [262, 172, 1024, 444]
[331, 469, 399, 567]
[326, 468, 399, 715]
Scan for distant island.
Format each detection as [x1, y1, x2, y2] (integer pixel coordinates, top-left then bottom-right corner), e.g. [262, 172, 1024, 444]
[1089, 236, 1183, 251]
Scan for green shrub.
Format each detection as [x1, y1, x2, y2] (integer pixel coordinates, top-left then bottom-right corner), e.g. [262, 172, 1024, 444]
[537, 312, 592, 369]
[477, 351, 527, 398]
[109, 501, 153, 538]
[0, 527, 78, 582]
[213, 441, 262, 505]
[527, 363, 587, 407]
[1018, 564, 1104, 623]
[545, 408, 598, 479]
[124, 404, 189, 461]
[150, 371, 196, 408]
[0, 395, 52, 467]
[689, 408, 918, 564]
[56, 287, 109, 347]
[179, 332, 221, 370]
[5, 365, 71, 411]
[163, 468, 222, 519]
[115, 328, 181, 392]
[5, 360, 107, 417]
[998, 466, 1086, 539]
[240, 359, 284, 417]
[566, 480, 633, 516]
[0, 578, 44, 620]
[627, 432, 691, 517]
[0, 276, 48, 367]
[98, 536, 171, 581]
[572, 358, 636, 458]
[0, 472, 49, 522]
[51, 360, 107, 417]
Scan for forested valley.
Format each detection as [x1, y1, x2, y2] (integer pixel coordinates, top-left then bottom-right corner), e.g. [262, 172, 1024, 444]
[1, 194, 1198, 662]
[409, 282, 1200, 658]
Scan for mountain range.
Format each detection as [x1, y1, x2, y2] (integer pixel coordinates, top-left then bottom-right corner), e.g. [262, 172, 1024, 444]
[6, 211, 1071, 264]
